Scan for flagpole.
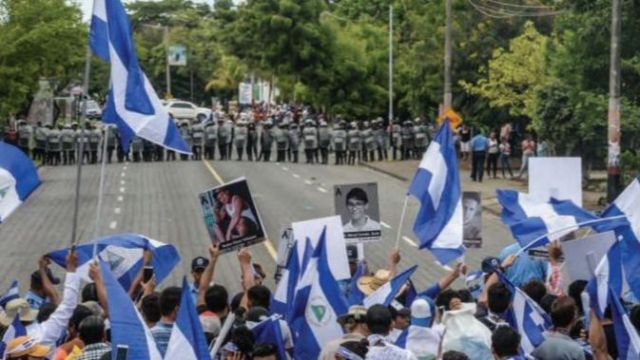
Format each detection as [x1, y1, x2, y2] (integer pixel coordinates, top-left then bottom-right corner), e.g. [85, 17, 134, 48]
[395, 195, 410, 248]
[70, 44, 93, 247]
[92, 126, 110, 258]
[514, 215, 628, 257]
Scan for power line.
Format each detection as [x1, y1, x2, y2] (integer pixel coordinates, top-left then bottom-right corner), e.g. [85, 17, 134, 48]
[483, 0, 552, 9]
[468, 0, 565, 18]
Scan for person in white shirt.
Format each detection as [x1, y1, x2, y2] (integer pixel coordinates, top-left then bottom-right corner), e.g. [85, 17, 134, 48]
[365, 304, 417, 360]
[397, 298, 445, 359]
[343, 188, 380, 233]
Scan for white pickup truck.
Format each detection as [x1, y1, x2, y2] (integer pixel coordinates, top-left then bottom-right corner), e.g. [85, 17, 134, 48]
[163, 100, 211, 122]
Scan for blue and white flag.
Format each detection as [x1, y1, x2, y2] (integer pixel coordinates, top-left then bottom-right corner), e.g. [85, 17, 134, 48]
[0, 280, 19, 309]
[609, 289, 640, 360]
[394, 325, 440, 358]
[100, 260, 162, 360]
[347, 260, 367, 306]
[499, 273, 551, 355]
[290, 227, 348, 360]
[250, 316, 288, 360]
[587, 238, 624, 319]
[497, 189, 604, 251]
[48, 233, 180, 291]
[465, 270, 485, 300]
[0, 142, 40, 223]
[363, 265, 418, 308]
[0, 315, 27, 360]
[598, 177, 640, 301]
[272, 241, 300, 320]
[89, 0, 190, 154]
[409, 120, 464, 265]
[165, 278, 210, 360]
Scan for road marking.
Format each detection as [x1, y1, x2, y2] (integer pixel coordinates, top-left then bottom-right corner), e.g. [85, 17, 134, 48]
[119, 187, 125, 193]
[380, 221, 392, 229]
[120, 180, 125, 185]
[317, 187, 328, 193]
[201, 159, 276, 261]
[282, 167, 289, 171]
[121, 172, 125, 177]
[109, 221, 117, 230]
[114, 208, 121, 215]
[117, 196, 123, 202]
[402, 236, 418, 247]
[123, 166, 127, 171]
[292, 173, 300, 179]
[201, 159, 225, 184]
[305, 180, 313, 185]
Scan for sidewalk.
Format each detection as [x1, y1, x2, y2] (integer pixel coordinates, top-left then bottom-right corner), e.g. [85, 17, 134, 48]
[362, 158, 606, 214]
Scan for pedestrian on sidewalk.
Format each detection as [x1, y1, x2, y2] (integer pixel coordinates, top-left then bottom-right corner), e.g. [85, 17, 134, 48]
[470, 129, 488, 182]
[459, 125, 471, 161]
[486, 131, 499, 179]
[499, 136, 513, 179]
[517, 134, 536, 179]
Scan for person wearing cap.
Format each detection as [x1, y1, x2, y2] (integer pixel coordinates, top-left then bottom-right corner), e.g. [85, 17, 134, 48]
[190, 256, 210, 303]
[366, 304, 417, 360]
[1, 252, 80, 360]
[25, 257, 62, 310]
[5, 336, 50, 359]
[397, 297, 445, 359]
[319, 305, 369, 360]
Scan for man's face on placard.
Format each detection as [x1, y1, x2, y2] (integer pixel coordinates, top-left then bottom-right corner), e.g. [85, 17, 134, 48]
[463, 198, 479, 224]
[347, 197, 368, 222]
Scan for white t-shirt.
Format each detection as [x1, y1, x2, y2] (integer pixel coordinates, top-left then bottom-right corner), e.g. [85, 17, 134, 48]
[343, 217, 380, 232]
[366, 335, 417, 360]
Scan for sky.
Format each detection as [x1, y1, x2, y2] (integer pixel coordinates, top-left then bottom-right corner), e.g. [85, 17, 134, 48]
[77, 0, 215, 22]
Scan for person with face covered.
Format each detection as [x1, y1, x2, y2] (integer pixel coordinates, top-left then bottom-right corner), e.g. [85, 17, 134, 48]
[343, 188, 380, 233]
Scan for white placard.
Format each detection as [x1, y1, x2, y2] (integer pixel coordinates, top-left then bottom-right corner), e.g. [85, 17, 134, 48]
[529, 157, 582, 206]
[292, 216, 350, 281]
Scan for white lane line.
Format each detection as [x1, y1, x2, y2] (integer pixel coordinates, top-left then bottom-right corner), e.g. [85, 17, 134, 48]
[119, 187, 125, 193]
[292, 173, 301, 179]
[120, 180, 125, 185]
[380, 221, 392, 229]
[123, 166, 127, 171]
[317, 187, 328, 193]
[282, 167, 289, 171]
[117, 195, 124, 202]
[305, 180, 313, 185]
[109, 221, 117, 230]
[403, 236, 418, 247]
[114, 208, 121, 215]
[121, 172, 125, 177]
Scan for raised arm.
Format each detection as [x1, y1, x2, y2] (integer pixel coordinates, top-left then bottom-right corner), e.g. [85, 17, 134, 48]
[238, 248, 254, 310]
[128, 250, 152, 299]
[197, 244, 220, 309]
[39, 256, 60, 305]
[89, 261, 109, 318]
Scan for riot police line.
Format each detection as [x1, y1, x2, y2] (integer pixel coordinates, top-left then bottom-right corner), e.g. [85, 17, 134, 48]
[13, 114, 433, 166]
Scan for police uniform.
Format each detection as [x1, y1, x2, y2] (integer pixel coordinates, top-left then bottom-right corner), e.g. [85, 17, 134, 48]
[34, 124, 49, 163]
[391, 121, 402, 160]
[204, 122, 217, 160]
[89, 126, 102, 164]
[347, 123, 361, 165]
[287, 123, 300, 163]
[274, 124, 289, 163]
[247, 123, 258, 161]
[332, 122, 347, 165]
[401, 121, 415, 160]
[191, 122, 205, 160]
[259, 122, 274, 162]
[302, 121, 318, 164]
[61, 125, 76, 165]
[361, 122, 376, 162]
[374, 120, 388, 161]
[142, 138, 155, 162]
[179, 122, 192, 161]
[413, 120, 429, 158]
[217, 120, 231, 160]
[131, 136, 143, 162]
[234, 121, 248, 161]
[105, 126, 117, 164]
[318, 122, 332, 165]
[76, 126, 90, 164]
[17, 122, 33, 157]
[47, 126, 62, 165]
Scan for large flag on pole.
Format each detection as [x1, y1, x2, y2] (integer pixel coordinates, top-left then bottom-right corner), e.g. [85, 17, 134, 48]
[272, 241, 301, 321]
[164, 278, 210, 360]
[586, 240, 623, 319]
[609, 289, 640, 359]
[408, 119, 464, 264]
[100, 260, 162, 360]
[363, 265, 418, 308]
[89, 0, 190, 154]
[0, 142, 40, 223]
[0, 280, 20, 309]
[290, 227, 348, 360]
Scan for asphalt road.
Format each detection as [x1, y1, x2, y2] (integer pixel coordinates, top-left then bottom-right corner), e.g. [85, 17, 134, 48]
[0, 158, 513, 295]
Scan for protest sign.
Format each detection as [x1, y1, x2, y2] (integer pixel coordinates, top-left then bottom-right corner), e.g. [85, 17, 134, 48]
[562, 231, 616, 281]
[199, 177, 266, 254]
[275, 226, 294, 283]
[529, 157, 582, 206]
[167, 45, 187, 66]
[334, 183, 382, 244]
[463, 192, 482, 248]
[292, 216, 351, 281]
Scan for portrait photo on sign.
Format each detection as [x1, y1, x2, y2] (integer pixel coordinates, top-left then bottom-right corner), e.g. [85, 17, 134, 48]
[334, 183, 381, 243]
[463, 191, 482, 248]
[199, 177, 266, 253]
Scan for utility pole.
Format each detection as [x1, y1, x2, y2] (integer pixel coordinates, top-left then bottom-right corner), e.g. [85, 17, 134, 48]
[389, 5, 394, 125]
[164, 25, 171, 98]
[607, 0, 622, 202]
[443, 0, 453, 110]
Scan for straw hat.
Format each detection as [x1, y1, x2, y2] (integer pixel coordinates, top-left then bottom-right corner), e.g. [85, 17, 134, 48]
[6, 336, 50, 358]
[357, 269, 391, 295]
[0, 299, 38, 326]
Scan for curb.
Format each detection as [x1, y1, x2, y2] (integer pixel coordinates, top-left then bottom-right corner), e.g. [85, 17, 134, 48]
[361, 161, 503, 217]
